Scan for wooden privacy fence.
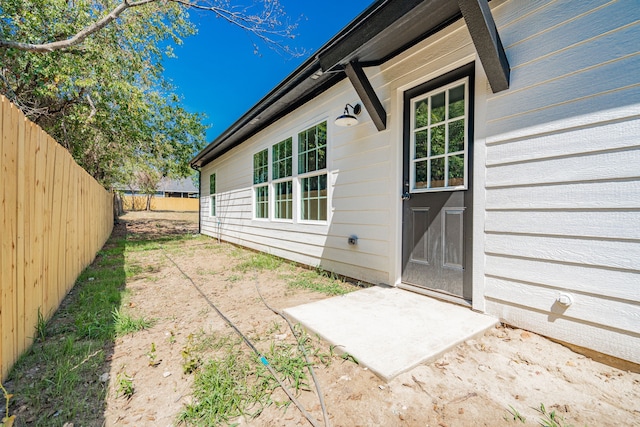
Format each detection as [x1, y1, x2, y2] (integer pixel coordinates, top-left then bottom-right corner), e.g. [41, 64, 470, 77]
[122, 195, 199, 212]
[0, 96, 114, 381]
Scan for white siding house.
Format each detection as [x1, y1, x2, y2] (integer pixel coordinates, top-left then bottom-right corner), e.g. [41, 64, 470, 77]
[192, 0, 640, 365]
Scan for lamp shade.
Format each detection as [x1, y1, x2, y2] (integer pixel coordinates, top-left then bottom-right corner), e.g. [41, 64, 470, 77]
[334, 114, 358, 127]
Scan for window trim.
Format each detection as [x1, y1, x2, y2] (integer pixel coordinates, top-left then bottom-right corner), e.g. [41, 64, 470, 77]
[409, 76, 469, 194]
[248, 119, 330, 224]
[297, 121, 329, 223]
[297, 121, 328, 175]
[272, 137, 293, 181]
[272, 137, 294, 222]
[253, 148, 269, 185]
[252, 148, 270, 220]
[208, 172, 217, 217]
[298, 170, 328, 223]
[254, 184, 269, 220]
[273, 178, 294, 222]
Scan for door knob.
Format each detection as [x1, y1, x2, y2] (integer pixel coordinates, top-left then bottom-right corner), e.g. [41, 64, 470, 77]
[401, 191, 411, 201]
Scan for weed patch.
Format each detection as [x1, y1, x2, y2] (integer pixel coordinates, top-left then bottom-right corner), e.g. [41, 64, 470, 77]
[536, 404, 573, 427]
[116, 373, 135, 400]
[179, 348, 265, 425]
[112, 308, 154, 336]
[287, 270, 354, 296]
[234, 252, 283, 273]
[34, 308, 47, 343]
[178, 325, 351, 426]
[1, 382, 15, 427]
[505, 403, 574, 426]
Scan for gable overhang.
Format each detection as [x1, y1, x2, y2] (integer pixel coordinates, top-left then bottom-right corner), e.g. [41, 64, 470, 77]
[190, 0, 509, 169]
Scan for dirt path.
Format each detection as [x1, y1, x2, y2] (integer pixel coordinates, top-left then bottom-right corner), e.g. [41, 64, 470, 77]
[103, 211, 639, 426]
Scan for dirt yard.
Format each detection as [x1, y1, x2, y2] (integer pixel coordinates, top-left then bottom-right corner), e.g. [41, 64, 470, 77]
[99, 211, 639, 426]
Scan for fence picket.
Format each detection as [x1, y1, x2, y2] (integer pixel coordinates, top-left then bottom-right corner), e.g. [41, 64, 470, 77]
[0, 96, 6, 376]
[25, 121, 36, 354]
[2, 99, 17, 373]
[16, 114, 27, 355]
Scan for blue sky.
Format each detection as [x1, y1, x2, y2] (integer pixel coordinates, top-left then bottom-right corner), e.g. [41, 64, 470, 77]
[162, 1, 373, 143]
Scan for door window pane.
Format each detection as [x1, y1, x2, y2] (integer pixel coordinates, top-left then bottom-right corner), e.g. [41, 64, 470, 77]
[430, 157, 445, 188]
[430, 124, 446, 156]
[448, 119, 465, 153]
[411, 79, 467, 190]
[415, 99, 429, 128]
[431, 91, 446, 123]
[415, 161, 428, 189]
[415, 130, 428, 159]
[449, 84, 465, 119]
[448, 155, 465, 187]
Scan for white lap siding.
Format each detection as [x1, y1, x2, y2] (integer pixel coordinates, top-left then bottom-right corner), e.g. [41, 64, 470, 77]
[199, 92, 394, 285]
[198, 14, 478, 287]
[483, 0, 640, 363]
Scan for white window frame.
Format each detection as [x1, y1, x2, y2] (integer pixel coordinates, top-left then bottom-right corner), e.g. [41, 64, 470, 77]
[272, 137, 294, 222]
[248, 119, 330, 224]
[298, 171, 328, 223]
[208, 172, 216, 217]
[273, 180, 294, 221]
[254, 184, 269, 220]
[297, 121, 328, 223]
[409, 77, 469, 193]
[252, 148, 269, 220]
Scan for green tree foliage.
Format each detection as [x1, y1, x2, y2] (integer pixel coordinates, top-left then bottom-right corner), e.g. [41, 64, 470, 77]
[0, 0, 205, 186]
[0, 1, 297, 187]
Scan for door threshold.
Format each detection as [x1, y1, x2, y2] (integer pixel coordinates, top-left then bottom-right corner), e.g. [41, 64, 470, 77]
[398, 282, 472, 308]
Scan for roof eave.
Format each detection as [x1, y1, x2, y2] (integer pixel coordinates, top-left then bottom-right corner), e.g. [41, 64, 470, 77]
[191, 0, 510, 169]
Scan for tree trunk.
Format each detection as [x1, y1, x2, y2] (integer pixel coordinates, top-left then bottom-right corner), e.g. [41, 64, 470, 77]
[113, 192, 124, 222]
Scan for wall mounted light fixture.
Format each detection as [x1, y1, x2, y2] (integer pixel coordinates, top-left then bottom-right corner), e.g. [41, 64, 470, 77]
[334, 103, 362, 127]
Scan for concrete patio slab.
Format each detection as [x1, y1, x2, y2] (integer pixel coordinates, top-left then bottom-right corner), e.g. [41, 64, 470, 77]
[284, 286, 498, 381]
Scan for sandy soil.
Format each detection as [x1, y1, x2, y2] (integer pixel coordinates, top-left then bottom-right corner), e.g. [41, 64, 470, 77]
[102, 211, 640, 426]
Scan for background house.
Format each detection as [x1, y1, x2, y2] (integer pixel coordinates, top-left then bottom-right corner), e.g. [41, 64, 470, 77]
[121, 177, 198, 198]
[191, 0, 640, 365]
[120, 178, 199, 211]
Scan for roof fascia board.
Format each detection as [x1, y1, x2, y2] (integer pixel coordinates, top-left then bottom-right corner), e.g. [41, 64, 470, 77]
[458, 0, 510, 92]
[317, 0, 423, 72]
